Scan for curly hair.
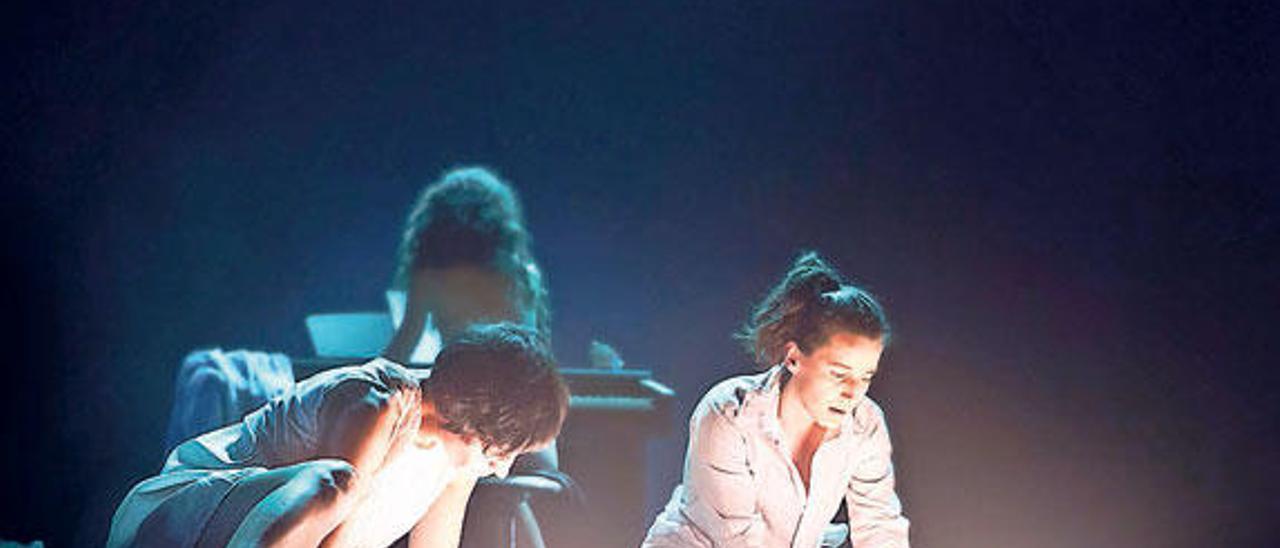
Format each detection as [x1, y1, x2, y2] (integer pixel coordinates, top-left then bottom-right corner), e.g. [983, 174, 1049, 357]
[735, 250, 891, 368]
[392, 166, 551, 338]
[423, 322, 569, 455]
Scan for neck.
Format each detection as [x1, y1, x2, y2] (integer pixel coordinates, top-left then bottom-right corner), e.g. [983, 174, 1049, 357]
[776, 378, 827, 492]
[777, 377, 824, 448]
[417, 405, 459, 459]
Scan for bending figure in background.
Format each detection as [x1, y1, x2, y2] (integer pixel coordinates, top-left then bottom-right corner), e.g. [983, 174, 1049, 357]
[162, 166, 561, 547]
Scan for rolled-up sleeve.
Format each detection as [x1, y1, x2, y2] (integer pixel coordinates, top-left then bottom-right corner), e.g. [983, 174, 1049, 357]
[682, 400, 766, 547]
[845, 405, 909, 547]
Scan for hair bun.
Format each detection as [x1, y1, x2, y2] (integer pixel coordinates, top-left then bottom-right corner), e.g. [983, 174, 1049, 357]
[737, 249, 888, 367]
[788, 250, 845, 295]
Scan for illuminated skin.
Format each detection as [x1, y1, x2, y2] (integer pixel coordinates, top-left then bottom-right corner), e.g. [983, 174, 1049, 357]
[777, 331, 884, 489]
[309, 395, 539, 548]
[385, 265, 529, 364]
[419, 266, 525, 341]
[377, 266, 551, 547]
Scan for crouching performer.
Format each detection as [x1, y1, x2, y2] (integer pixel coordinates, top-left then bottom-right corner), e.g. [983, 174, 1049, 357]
[643, 252, 909, 548]
[109, 322, 568, 548]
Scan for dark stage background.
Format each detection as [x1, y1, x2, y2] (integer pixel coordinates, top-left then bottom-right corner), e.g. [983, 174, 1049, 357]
[4, 1, 1278, 546]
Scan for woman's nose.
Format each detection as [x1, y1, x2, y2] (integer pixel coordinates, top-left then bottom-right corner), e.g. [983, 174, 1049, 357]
[841, 380, 867, 398]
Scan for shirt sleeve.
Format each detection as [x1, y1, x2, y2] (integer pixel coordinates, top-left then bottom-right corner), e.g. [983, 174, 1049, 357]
[845, 404, 910, 547]
[681, 397, 767, 548]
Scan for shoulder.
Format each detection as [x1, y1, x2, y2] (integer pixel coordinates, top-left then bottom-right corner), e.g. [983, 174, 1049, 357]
[688, 369, 774, 438]
[312, 358, 419, 396]
[846, 397, 898, 482]
[852, 397, 887, 431]
[847, 397, 896, 459]
[685, 371, 770, 453]
[695, 369, 770, 420]
[316, 359, 420, 424]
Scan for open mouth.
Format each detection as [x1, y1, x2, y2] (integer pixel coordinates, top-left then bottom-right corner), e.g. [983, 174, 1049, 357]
[828, 405, 852, 416]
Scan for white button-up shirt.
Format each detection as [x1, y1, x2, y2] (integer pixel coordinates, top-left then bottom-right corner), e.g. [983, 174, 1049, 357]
[643, 366, 909, 548]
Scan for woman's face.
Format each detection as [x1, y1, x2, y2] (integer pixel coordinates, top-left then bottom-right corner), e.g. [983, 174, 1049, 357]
[783, 331, 884, 429]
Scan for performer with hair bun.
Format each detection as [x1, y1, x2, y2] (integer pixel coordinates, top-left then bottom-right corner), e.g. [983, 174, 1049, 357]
[644, 251, 910, 548]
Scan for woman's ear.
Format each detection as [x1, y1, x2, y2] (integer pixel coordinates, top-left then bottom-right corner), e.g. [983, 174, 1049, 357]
[783, 341, 803, 373]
